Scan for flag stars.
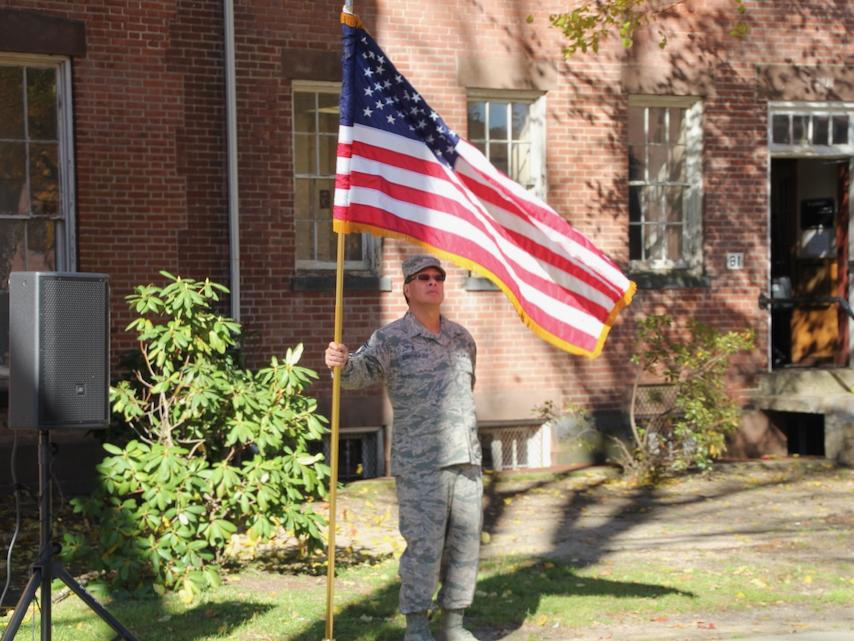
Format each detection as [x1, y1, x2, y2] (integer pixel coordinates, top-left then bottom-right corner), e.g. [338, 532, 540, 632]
[429, 110, 439, 121]
[386, 114, 396, 124]
[416, 119, 427, 129]
[375, 65, 385, 75]
[363, 67, 374, 78]
[362, 107, 373, 118]
[375, 99, 385, 110]
[364, 87, 374, 97]
[383, 79, 392, 90]
[395, 74, 403, 84]
[377, 55, 385, 64]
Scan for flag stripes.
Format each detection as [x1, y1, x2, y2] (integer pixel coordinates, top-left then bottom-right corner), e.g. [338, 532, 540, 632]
[335, 15, 635, 357]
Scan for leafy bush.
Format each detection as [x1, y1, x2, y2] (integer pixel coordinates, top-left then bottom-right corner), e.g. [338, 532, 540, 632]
[64, 273, 330, 600]
[615, 314, 754, 485]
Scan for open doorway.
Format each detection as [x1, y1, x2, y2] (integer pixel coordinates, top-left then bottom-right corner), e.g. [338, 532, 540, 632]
[770, 158, 850, 368]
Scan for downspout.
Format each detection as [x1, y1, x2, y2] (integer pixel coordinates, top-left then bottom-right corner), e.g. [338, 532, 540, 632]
[224, 0, 240, 321]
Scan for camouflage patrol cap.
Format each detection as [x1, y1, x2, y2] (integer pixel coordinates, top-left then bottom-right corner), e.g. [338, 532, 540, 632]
[402, 254, 446, 282]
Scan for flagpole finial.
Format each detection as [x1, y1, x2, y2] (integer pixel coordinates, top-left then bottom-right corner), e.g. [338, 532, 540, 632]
[342, 1, 354, 14]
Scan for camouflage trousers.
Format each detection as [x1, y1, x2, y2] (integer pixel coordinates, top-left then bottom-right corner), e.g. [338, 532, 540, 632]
[395, 464, 483, 614]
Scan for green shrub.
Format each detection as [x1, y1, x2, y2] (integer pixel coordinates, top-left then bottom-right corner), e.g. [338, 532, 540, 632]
[64, 273, 330, 600]
[616, 314, 754, 485]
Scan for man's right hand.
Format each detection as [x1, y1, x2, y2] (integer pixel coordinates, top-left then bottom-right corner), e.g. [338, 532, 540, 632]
[325, 342, 349, 369]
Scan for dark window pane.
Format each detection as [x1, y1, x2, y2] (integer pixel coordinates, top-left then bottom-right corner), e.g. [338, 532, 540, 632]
[294, 133, 315, 174]
[669, 144, 686, 182]
[628, 145, 644, 181]
[467, 101, 485, 140]
[813, 115, 829, 145]
[0, 67, 24, 139]
[629, 223, 642, 260]
[668, 108, 685, 145]
[293, 92, 316, 132]
[792, 115, 808, 145]
[510, 142, 531, 188]
[295, 220, 313, 260]
[30, 143, 58, 216]
[488, 101, 508, 141]
[27, 218, 56, 271]
[629, 186, 644, 223]
[664, 187, 684, 223]
[489, 141, 508, 174]
[0, 219, 26, 281]
[317, 92, 339, 134]
[832, 115, 849, 145]
[345, 231, 363, 261]
[0, 141, 27, 214]
[646, 223, 665, 261]
[27, 67, 57, 140]
[648, 107, 666, 144]
[648, 146, 667, 183]
[318, 133, 337, 176]
[511, 102, 530, 141]
[666, 223, 683, 260]
[772, 115, 789, 144]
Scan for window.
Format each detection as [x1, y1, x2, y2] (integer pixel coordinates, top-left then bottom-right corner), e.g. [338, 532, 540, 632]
[467, 91, 546, 199]
[1, 57, 76, 373]
[628, 97, 702, 271]
[293, 82, 373, 270]
[768, 103, 854, 154]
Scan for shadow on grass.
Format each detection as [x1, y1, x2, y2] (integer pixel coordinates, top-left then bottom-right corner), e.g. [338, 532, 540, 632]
[43, 598, 273, 641]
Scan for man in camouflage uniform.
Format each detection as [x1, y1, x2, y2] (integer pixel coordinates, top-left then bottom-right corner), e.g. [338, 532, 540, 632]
[325, 254, 482, 641]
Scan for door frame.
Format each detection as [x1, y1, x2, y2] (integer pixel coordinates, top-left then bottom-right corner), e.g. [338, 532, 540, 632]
[766, 102, 854, 371]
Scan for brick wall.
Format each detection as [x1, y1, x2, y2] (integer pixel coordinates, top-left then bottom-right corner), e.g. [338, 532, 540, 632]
[2, 0, 853, 443]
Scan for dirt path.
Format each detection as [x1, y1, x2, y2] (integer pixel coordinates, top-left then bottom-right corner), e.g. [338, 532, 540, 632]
[332, 459, 854, 640]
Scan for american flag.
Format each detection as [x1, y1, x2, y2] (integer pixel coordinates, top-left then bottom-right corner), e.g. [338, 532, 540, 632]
[333, 12, 636, 358]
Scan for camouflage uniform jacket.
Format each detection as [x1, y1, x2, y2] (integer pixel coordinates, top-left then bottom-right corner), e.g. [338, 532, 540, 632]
[341, 311, 480, 476]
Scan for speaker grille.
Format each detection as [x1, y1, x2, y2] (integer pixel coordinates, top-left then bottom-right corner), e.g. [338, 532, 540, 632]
[38, 277, 108, 425]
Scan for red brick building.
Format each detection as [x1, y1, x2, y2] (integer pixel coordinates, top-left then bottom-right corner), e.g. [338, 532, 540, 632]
[1, 0, 853, 484]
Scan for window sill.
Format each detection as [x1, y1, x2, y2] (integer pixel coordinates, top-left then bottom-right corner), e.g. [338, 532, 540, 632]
[629, 271, 710, 289]
[291, 273, 392, 292]
[464, 276, 499, 291]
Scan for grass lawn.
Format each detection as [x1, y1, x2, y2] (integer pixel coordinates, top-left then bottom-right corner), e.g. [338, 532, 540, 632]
[4, 552, 851, 641]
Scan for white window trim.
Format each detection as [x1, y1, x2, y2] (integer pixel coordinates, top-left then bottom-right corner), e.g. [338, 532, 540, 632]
[628, 95, 703, 273]
[466, 89, 547, 201]
[0, 54, 77, 271]
[291, 80, 377, 272]
[768, 101, 854, 158]
[0, 55, 76, 379]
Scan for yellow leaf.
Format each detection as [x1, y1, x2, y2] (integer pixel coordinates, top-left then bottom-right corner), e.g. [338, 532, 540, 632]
[535, 614, 549, 626]
[803, 575, 813, 585]
[503, 497, 513, 506]
[480, 532, 491, 544]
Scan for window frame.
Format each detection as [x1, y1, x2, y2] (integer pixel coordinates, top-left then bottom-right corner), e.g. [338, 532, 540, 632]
[768, 101, 854, 157]
[1, 54, 77, 378]
[627, 95, 703, 274]
[291, 80, 377, 272]
[466, 89, 547, 201]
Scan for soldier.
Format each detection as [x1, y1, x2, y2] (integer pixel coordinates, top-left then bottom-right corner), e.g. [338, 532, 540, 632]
[325, 254, 482, 641]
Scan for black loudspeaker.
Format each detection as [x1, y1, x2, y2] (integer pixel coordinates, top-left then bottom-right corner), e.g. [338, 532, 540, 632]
[8, 272, 110, 430]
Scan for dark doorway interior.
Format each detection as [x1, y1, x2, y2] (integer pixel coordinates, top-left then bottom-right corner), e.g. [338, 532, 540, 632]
[770, 158, 850, 368]
[767, 411, 825, 456]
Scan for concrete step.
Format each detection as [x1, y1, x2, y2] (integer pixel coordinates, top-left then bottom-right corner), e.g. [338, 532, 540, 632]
[756, 368, 854, 396]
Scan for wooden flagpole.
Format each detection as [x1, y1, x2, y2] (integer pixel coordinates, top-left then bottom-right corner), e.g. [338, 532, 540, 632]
[324, 233, 345, 641]
[325, 5, 353, 639]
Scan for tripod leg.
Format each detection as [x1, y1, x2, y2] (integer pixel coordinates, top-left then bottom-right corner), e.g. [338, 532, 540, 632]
[0, 568, 42, 641]
[50, 563, 140, 641]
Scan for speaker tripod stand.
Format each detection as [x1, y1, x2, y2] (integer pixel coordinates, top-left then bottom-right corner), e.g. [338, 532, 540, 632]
[1, 430, 140, 641]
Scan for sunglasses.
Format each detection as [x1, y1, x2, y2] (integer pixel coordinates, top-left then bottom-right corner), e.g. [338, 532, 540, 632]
[407, 273, 446, 283]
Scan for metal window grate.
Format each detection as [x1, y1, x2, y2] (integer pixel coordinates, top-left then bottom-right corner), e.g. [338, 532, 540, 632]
[324, 428, 384, 481]
[480, 425, 547, 471]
